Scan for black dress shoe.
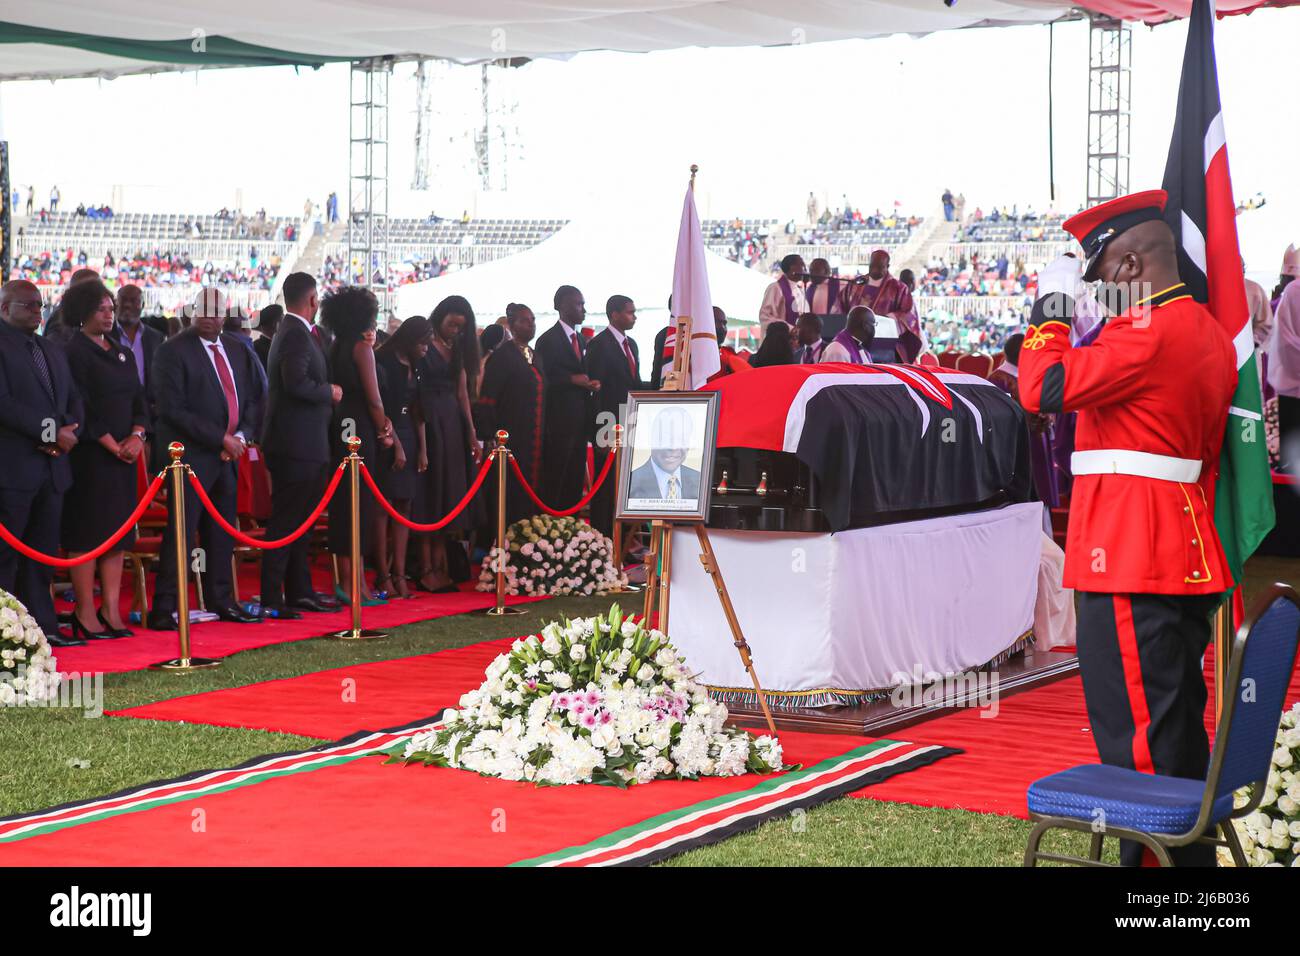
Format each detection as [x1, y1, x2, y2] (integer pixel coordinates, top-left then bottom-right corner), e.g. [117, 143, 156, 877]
[70, 614, 118, 641]
[214, 604, 261, 624]
[260, 606, 303, 621]
[310, 592, 341, 609]
[146, 610, 178, 631]
[289, 597, 333, 614]
[46, 630, 87, 648]
[97, 610, 134, 638]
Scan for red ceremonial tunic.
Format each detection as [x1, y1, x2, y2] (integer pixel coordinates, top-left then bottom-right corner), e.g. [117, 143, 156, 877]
[1019, 287, 1237, 595]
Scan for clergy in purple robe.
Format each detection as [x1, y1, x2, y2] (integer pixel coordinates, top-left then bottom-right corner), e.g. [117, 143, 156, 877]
[820, 307, 875, 364]
[806, 257, 847, 315]
[845, 249, 921, 362]
[758, 254, 808, 335]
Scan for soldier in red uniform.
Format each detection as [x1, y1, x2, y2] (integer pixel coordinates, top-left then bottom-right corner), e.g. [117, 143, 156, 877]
[1019, 190, 1237, 867]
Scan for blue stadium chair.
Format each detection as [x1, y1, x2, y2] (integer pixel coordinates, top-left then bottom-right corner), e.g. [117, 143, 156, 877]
[1023, 583, 1300, 867]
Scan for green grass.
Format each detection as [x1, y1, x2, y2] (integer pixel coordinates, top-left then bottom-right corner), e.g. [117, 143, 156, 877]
[2, 554, 1295, 864]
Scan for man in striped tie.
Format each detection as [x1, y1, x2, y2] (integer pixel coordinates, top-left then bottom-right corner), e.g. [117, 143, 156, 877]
[585, 294, 643, 537]
[147, 289, 264, 630]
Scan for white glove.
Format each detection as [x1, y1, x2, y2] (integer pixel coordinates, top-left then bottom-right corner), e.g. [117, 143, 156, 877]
[1035, 254, 1086, 303]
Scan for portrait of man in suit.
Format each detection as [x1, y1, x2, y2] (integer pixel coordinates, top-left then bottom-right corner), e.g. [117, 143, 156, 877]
[625, 402, 708, 515]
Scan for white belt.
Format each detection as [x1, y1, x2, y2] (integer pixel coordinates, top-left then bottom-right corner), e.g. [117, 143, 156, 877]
[1071, 449, 1202, 483]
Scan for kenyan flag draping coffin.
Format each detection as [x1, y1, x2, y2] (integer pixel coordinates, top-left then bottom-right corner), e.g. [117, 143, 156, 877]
[705, 365, 1032, 531]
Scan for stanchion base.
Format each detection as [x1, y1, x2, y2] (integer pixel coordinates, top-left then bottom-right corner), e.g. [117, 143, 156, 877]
[477, 605, 528, 616]
[148, 657, 223, 671]
[330, 628, 389, 640]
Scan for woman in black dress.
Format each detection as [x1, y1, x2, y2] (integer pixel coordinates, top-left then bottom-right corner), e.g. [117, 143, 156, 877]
[415, 295, 482, 592]
[323, 287, 393, 604]
[373, 316, 432, 600]
[749, 320, 794, 368]
[61, 280, 150, 640]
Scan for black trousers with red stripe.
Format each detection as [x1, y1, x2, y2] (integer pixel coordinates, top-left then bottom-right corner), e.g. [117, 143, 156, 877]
[1075, 591, 1222, 867]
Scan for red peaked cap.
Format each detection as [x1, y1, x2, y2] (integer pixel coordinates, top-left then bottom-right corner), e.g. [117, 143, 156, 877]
[1062, 189, 1168, 281]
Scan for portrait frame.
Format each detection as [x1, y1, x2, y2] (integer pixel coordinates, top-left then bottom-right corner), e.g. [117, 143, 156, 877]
[615, 390, 719, 524]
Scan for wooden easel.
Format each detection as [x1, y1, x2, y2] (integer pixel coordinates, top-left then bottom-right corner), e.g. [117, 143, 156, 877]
[639, 309, 778, 736]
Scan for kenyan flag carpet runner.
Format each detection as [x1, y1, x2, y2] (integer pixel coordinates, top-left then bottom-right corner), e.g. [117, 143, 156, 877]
[0, 717, 956, 867]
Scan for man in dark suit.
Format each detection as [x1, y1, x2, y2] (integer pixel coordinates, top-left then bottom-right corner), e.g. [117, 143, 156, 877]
[109, 283, 164, 424]
[536, 285, 600, 510]
[584, 294, 643, 536]
[253, 304, 282, 370]
[258, 274, 340, 618]
[628, 406, 701, 504]
[147, 289, 264, 630]
[0, 280, 85, 647]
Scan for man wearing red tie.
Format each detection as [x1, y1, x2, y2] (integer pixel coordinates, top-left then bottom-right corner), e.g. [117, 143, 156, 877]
[148, 289, 265, 630]
[585, 294, 643, 537]
[536, 285, 600, 510]
[1018, 190, 1237, 866]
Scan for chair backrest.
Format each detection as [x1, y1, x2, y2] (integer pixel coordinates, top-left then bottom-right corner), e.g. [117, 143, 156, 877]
[1208, 585, 1300, 804]
[918, 351, 940, 367]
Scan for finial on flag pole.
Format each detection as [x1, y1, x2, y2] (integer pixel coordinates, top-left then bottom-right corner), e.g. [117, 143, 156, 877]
[690, 164, 698, 185]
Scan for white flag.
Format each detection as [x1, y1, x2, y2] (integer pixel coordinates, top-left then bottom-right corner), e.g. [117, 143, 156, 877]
[671, 177, 720, 387]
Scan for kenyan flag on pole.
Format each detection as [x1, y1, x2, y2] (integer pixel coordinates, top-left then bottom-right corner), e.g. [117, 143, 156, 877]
[1161, 0, 1274, 613]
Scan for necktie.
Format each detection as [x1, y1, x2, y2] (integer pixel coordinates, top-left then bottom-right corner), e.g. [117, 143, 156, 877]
[311, 324, 324, 349]
[571, 333, 582, 362]
[623, 338, 637, 377]
[27, 339, 55, 403]
[209, 343, 240, 434]
[666, 475, 679, 500]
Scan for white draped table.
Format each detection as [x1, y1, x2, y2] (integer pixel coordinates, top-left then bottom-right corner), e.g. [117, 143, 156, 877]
[668, 502, 1043, 707]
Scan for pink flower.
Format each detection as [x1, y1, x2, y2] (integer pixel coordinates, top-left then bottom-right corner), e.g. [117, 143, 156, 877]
[581, 712, 598, 728]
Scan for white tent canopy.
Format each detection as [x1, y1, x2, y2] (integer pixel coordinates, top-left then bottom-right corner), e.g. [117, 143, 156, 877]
[394, 185, 772, 325]
[0, 1, 1077, 80]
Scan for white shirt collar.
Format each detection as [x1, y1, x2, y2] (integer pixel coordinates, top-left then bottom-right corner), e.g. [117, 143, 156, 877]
[607, 325, 627, 346]
[1000, 360, 1019, 378]
[286, 311, 314, 334]
[649, 458, 680, 496]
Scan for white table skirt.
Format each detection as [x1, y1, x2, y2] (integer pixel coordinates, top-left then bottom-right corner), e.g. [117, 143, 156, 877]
[668, 502, 1042, 707]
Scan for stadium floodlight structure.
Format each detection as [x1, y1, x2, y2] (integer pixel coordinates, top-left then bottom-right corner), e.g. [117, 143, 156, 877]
[349, 58, 391, 307]
[1086, 15, 1132, 206]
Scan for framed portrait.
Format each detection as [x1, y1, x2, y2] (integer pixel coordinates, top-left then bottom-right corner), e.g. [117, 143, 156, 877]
[616, 391, 719, 524]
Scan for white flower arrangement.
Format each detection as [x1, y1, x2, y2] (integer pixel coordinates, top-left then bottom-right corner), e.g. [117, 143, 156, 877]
[394, 605, 785, 787]
[476, 514, 626, 597]
[0, 589, 61, 706]
[1221, 702, 1300, 867]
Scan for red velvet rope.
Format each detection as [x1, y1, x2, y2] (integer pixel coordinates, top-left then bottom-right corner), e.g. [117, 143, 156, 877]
[360, 454, 494, 532]
[0, 474, 165, 568]
[187, 464, 344, 549]
[509, 449, 615, 517]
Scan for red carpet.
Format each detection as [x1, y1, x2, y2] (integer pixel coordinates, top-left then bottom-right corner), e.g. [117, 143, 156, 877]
[52, 583, 541, 675]
[0, 720, 955, 866]
[112, 637, 1300, 822]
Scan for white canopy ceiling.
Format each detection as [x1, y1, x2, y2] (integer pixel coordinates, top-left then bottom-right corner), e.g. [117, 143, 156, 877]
[0, 1, 1077, 80]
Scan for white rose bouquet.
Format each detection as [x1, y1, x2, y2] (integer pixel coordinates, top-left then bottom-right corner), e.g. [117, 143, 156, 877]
[477, 514, 626, 597]
[1222, 702, 1300, 867]
[0, 588, 61, 706]
[393, 605, 785, 787]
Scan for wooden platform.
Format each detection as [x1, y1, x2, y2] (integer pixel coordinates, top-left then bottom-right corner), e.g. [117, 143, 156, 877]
[724, 643, 1079, 736]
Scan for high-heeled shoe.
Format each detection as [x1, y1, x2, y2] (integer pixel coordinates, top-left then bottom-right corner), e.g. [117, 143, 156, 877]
[333, 584, 388, 607]
[70, 614, 118, 641]
[97, 610, 134, 638]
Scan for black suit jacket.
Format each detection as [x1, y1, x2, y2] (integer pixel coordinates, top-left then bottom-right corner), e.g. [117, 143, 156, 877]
[109, 321, 164, 424]
[628, 462, 701, 500]
[0, 323, 83, 493]
[536, 321, 591, 435]
[260, 316, 334, 469]
[584, 327, 643, 436]
[151, 329, 264, 481]
[253, 335, 272, 370]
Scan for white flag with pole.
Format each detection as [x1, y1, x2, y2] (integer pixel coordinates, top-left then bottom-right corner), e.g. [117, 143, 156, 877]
[670, 166, 721, 388]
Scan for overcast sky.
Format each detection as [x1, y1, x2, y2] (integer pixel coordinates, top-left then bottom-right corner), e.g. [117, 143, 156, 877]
[1, 9, 1295, 273]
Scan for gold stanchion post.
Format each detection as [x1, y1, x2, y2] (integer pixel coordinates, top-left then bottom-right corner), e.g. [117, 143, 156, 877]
[331, 436, 388, 640]
[481, 429, 527, 617]
[657, 521, 674, 635]
[150, 442, 221, 670]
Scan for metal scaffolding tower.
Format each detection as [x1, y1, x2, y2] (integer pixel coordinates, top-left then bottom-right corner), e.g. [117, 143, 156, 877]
[1086, 16, 1132, 206]
[348, 59, 391, 302]
[411, 59, 432, 191]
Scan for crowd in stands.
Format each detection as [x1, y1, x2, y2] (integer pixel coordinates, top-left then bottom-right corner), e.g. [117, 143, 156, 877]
[959, 205, 1072, 242]
[11, 249, 282, 291]
[319, 254, 450, 294]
